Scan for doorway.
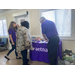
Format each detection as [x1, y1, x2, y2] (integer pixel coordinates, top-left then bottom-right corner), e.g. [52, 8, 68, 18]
[13, 12, 31, 33]
[14, 15, 29, 26]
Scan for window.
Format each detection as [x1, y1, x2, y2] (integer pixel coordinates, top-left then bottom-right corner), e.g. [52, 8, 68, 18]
[0, 18, 8, 36]
[41, 9, 71, 37]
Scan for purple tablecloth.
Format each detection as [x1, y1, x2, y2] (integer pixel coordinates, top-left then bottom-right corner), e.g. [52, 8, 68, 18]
[30, 41, 62, 64]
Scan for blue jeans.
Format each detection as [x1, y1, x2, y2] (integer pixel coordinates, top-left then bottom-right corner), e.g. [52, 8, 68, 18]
[7, 42, 18, 57]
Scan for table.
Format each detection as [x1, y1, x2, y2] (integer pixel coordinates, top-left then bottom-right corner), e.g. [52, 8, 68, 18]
[30, 41, 62, 64]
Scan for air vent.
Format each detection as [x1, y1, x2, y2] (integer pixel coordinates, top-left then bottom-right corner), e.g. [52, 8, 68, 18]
[13, 11, 28, 17]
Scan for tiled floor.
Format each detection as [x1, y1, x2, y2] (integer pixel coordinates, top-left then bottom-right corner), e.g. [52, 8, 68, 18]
[0, 50, 49, 65]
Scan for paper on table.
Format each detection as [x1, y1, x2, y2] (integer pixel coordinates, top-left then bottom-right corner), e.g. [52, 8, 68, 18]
[39, 41, 48, 43]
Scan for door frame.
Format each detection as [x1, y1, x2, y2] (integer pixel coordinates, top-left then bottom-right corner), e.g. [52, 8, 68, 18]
[13, 11, 31, 34]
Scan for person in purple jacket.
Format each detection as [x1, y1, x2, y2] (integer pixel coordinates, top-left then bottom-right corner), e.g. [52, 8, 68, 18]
[4, 21, 21, 60]
[40, 17, 60, 65]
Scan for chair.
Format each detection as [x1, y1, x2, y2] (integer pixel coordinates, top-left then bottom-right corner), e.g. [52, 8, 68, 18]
[0, 38, 2, 42]
[1, 38, 7, 44]
[0, 38, 8, 51]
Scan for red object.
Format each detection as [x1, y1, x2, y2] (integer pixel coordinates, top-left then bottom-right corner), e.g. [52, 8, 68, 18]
[36, 37, 41, 41]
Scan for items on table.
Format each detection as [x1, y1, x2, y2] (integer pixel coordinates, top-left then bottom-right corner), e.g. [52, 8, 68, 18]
[32, 37, 36, 42]
[31, 37, 46, 43]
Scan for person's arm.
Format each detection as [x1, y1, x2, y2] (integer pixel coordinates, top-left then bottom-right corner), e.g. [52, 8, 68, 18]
[16, 29, 20, 53]
[41, 24, 49, 42]
[8, 29, 15, 45]
[42, 34, 49, 42]
[9, 35, 14, 45]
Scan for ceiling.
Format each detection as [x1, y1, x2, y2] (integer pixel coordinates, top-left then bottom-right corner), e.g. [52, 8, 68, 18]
[0, 9, 11, 13]
[0, 9, 24, 15]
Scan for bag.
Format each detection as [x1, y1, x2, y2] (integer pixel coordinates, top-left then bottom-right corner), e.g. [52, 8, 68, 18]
[57, 57, 65, 65]
[63, 49, 72, 56]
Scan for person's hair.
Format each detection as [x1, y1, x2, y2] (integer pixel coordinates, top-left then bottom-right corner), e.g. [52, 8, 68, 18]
[21, 21, 29, 29]
[8, 21, 16, 31]
[39, 17, 46, 22]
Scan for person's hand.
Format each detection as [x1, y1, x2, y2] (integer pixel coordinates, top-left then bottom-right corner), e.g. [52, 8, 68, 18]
[17, 24, 19, 27]
[31, 46, 34, 50]
[45, 39, 49, 42]
[12, 42, 15, 45]
[31, 48, 34, 50]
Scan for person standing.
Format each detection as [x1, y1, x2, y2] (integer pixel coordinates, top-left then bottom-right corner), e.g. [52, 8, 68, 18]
[16, 21, 33, 65]
[40, 17, 60, 65]
[4, 21, 21, 60]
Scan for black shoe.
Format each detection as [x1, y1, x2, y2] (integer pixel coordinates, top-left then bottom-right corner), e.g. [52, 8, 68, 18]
[4, 56, 10, 60]
[27, 64, 30, 65]
[16, 57, 22, 59]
